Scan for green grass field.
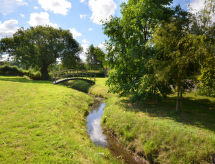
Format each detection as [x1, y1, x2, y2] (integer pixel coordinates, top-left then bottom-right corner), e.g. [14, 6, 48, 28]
[0, 76, 118, 163]
[89, 78, 215, 163]
[1, 76, 215, 163]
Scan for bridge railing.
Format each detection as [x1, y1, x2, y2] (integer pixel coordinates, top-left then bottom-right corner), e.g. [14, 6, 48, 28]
[52, 69, 96, 84]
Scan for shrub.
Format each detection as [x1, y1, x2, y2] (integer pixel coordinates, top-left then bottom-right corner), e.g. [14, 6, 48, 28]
[0, 65, 24, 76]
[198, 68, 215, 97]
[65, 80, 92, 93]
[27, 70, 42, 80]
[197, 86, 215, 97]
[0, 65, 42, 80]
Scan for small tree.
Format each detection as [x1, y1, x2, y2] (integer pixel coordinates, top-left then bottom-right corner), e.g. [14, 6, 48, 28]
[190, 0, 215, 97]
[0, 26, 81, 80]
[86, 44, 105, 70]
[152, 21, 205, 111]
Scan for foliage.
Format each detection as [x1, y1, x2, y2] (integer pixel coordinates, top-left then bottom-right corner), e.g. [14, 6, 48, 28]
[86, 44, 106, 70]
[104, 0, 213, 109]
[198, 66, 215, 97]
[0, 26, 81, 80]
[64, 80, 92, 93]
[0, 65, 41, 80]
[0, 65, 25, 76]
[190, 0, 215, 98]
[152, 16, 205, 111]
[103, 0, 174, 100]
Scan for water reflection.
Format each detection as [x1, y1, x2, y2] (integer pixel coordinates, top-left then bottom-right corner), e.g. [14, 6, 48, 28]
[86, 103, 107, 147]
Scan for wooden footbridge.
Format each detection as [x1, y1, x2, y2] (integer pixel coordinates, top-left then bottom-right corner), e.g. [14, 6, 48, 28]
[52, 69, 96, 84]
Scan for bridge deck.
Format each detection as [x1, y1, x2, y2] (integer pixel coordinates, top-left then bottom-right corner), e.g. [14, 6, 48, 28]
[52, 69, 96, 84]
[53, 77, 95, 84]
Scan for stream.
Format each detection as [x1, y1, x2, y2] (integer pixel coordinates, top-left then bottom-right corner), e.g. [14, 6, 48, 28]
[86, 99, 148, 164]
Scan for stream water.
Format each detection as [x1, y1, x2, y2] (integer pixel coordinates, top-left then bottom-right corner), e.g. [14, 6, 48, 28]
[86, 100, 148, 164]
[86, 102, 107, 147]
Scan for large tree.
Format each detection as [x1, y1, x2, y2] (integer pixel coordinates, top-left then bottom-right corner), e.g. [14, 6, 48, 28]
[104, 0, 174, 100]
[0, 26, 81, 80]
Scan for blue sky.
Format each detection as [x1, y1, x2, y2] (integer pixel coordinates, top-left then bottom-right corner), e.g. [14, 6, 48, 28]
[0, 0, 202, 61]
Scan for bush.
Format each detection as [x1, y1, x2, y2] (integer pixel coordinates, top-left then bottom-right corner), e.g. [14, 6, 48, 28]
[27, 70, 42, 80]
[0, 65, 42, 80]
[198, 68, 215, 97]
[197, 86, 215, 97]
[65, 80, 92, 93]
[0, 65, 24, 76]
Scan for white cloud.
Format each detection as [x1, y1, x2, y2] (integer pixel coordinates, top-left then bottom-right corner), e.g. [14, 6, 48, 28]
[80, 39, 90, 61]
[34, 6, 39, 10]
[0, 19, 18, 38]
[69, 28, 82, 39]
[80, 0, 85, 3]
[189, 0, 205, 13]
[80, 14, 88, 19]
[16, 0, 24, 2]
[82, 39, 90, 53]
[98, 42, 106, 52]
[189, 0, 215, 22]
[88, 28, 93, 31]
[20, 13, 25, 18]
[38, 0, 72, 15]
[88, 0, 117, 25]
[0, 0, 28, 15]
[28, 12, 58, 28]
[0, 54, 9, 61]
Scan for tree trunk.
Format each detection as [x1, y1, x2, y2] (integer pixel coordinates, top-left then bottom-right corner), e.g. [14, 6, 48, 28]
[176, 88, 180, 112]
[176, 84, 183, 112]
[41, 65, 49, 80]
[179, 90, 183, 110]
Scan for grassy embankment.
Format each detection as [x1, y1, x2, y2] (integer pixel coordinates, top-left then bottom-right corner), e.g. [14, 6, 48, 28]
[0, 76, 118, 163]
[88, 78, 215, 164]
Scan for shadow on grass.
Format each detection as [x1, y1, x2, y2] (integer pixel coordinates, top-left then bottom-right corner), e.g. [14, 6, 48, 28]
[0, 76, 51, 84]
[120, 96, 215, 133]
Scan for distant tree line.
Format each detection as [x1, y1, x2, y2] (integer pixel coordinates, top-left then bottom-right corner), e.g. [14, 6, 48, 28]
[103, 0, 215, 111]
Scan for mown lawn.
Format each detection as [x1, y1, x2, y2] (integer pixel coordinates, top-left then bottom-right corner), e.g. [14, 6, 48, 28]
[0, 76, 118, 163]
[89, 78, 215, 163]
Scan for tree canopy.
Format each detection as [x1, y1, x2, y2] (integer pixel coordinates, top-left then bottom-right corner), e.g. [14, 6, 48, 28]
[152, 21, 205, 111]
[104, 0, 174, 100]
[0, 26, 82, 80]
[103, 0, 215, 110]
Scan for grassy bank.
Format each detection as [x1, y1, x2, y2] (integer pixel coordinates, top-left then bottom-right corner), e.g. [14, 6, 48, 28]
[0, 76, 118, 163]
[89, 78, 215, 163]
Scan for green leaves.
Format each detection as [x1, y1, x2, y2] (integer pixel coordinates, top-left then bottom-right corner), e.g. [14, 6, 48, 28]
[103, 0, 174, 99]
[0, 26, 81, 80]
[86, 44, 106, 70]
